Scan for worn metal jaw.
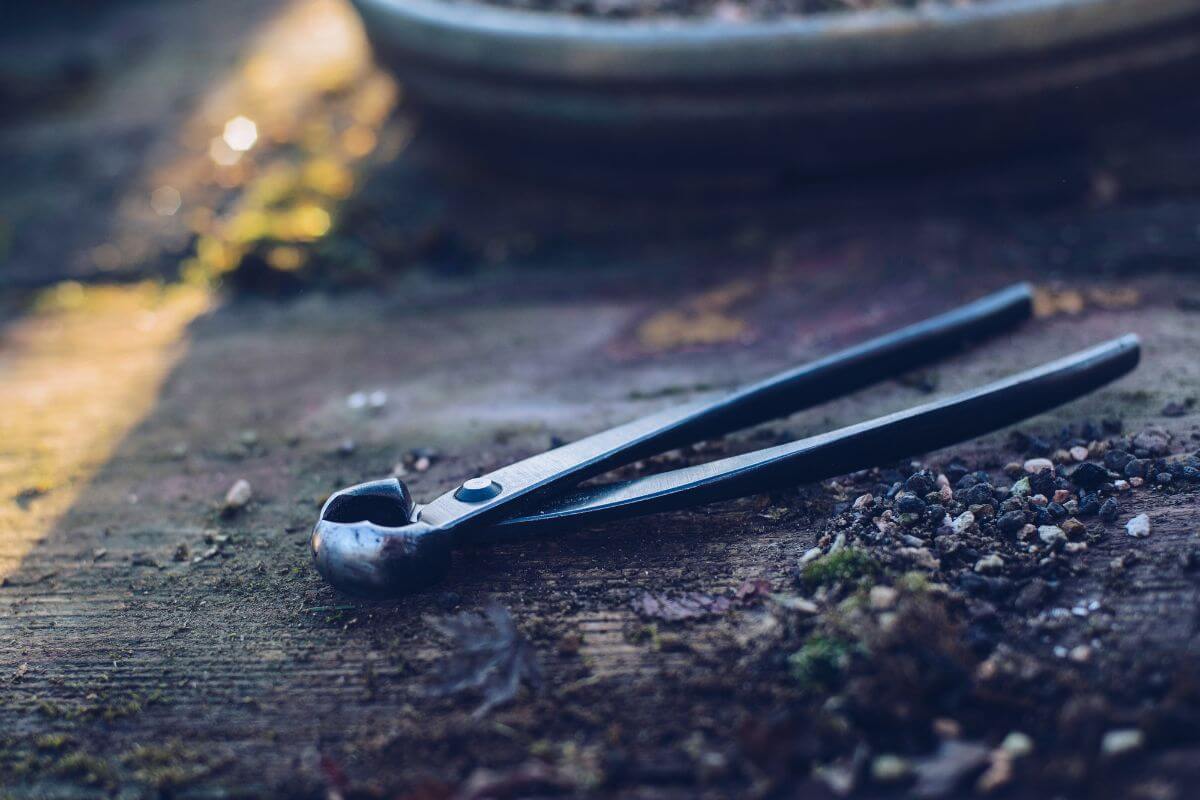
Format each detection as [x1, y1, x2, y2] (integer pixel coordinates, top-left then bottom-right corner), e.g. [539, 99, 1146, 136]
[312, 479, 451, 596]
[312, 284, 1141, 598]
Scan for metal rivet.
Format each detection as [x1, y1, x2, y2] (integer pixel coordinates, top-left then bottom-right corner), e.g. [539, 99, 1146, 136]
[455, 477, 501, 503]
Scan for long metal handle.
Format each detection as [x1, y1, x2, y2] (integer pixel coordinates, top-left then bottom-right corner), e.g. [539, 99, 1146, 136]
[481, 335, 1140, 539]
[419, 284, 1033, 533]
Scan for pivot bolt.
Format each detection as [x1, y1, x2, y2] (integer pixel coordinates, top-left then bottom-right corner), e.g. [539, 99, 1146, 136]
[454, 477, 502, 503]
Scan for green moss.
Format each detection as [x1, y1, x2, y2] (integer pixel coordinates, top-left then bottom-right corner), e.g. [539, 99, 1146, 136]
[897, 571, 931, 594]
[788, 635, 853, 690]
[35, 700, 63, 718]
[800, 548, 878, 591]
[51, 752, 117, 787]
[122, 741, 211, 791]
[34, 733, 70, 752]
[99, 697, 142, 721]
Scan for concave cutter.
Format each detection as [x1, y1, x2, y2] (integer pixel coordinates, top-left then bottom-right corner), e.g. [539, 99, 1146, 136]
[312, 283, 1139, 597]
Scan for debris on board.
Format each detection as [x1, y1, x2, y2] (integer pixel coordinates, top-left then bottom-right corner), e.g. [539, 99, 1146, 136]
[424, 604, 542, 718]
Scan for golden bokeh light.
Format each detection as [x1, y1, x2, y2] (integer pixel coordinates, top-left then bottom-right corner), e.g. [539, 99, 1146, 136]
[209, 136, 244, 166]
[222, 115, 260, 152]
[150, 185, 183, 216]
[267, 245, 307, 271]
[1, 0, 401, 581]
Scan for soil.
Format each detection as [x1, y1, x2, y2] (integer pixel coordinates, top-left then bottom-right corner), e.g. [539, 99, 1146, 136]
[4, 1, 1200, 799]
[464, 0, 985, 22]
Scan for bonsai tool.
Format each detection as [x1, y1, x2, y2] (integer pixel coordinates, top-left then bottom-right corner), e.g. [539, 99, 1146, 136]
[312, 283, 1139, 597]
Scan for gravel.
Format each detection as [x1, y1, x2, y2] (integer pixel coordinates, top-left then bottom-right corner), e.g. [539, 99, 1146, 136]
[1100, 729, 1145, 757]
[1125, 513, 1151, 538]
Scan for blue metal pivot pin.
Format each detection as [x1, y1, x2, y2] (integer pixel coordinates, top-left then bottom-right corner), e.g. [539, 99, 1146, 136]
[312, 283, 1141, 598]
[455, 477, 502, 503]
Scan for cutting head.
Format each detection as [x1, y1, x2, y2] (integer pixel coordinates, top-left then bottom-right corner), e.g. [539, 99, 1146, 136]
[311, 479, 452, 596]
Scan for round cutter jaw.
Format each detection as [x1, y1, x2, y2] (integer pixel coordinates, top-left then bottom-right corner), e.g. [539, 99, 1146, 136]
[311, 478, 453, 597]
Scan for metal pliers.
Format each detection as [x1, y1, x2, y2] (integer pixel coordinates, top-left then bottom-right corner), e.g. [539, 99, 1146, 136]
[312, 284, 1139, 596]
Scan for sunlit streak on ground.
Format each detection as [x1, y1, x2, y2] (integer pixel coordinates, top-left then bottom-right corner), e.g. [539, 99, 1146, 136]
[0, 285, 211, 580]
[0, 0, 397, 581]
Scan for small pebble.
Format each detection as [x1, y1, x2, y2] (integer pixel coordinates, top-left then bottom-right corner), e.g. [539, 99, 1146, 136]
[1130, 476, 1145, 488]
[961, 483, 995, 506]
[953, 511, 976, 534]
[853, 493, 874, 510]
[1065, 541, 1088, 553]
[1038, 525, 1066, 546]
[899, 547, 940, 570]
[870, 754, 911, 784]
[869, 585, 898, 610]
[1070, 446, 1089, 462]
[1052, 489, 1072, 504]
[1001, 732, 1034, 758]
[1070, 462, 1109, 490]
[222, 479, 252, 514]
[800, 547, 823, 564]
[905, 473, 935, 495]
[1024, 458, 1055, 474]
[997, 510, 1026, 535]
[1069, 645, 1092, 663]
[1010, 477, 1032, 497]
[1125, 513, 1151, 538]
[1100, 729, 1144, 757]
[1131, 427, 1171, 457]
[1105, 449, 1134, 471]
[1061, 518, 1086, 538]
[975, 554, 1004, 573]
[1114, 479, 1130, 492]
[896, 493, 926, 514]
[1099, 497, 1120, 522]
